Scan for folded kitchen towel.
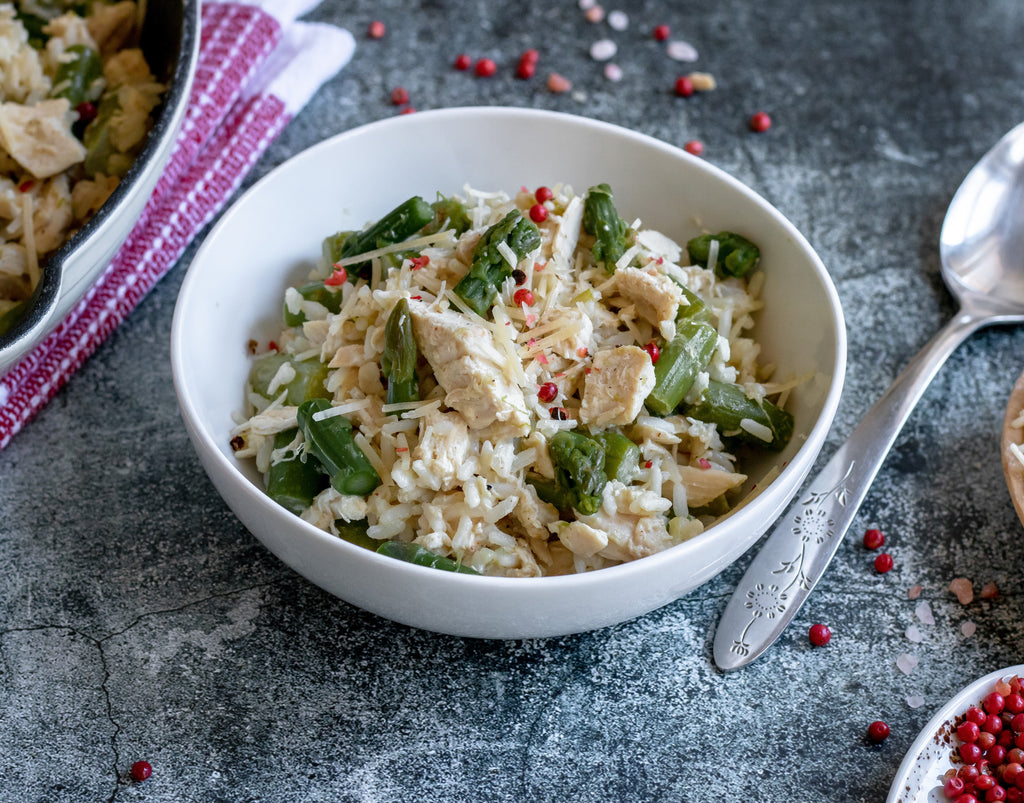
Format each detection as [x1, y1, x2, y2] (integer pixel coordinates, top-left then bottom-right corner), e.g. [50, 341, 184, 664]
[0, 1, 354, 450]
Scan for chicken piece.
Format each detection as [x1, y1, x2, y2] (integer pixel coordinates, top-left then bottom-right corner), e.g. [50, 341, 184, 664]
[234, 406, 298, 436]
[87, 1, 137, 55]
[31, 174, 73, 253]
[677, 465, 746, 508]
[409, 302, 530, 439]
[301, 487, 369, 530]
[577, 481, 673, 562]
[0, 99, 86, 178]
[412, 409, 473, 491]
[580, 345, 656, 428]
[512, 484, 560, 540]
[557, 520, 608, 558]
[614, 266, 685, 339]
[635, 229, 682, 264]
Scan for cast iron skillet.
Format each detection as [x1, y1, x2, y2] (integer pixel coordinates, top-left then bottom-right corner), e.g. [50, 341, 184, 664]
[0, 0, 200, 373]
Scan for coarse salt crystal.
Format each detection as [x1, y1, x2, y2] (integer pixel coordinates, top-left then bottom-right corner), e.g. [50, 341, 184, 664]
[578, 0, 595, 7]
[603, 63, 623, 82]
[961, 620, 977, 637]
[906, 695, 926, 709]
[585, 5, 604, 22]
[607, 10, 628, 30]
[666, 40, 698, 62]
[590, 39, 617, 61]
[949, 577, 974, 605]
[905, 624, 923, 643]
[915, 599, 935, 626]
[896, 653, 919, 675]
[547, 73, 572, 93]
[907, 584, 923, 600]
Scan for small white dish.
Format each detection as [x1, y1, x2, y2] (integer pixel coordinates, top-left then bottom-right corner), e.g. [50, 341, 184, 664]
[887, 664, 1024, 802]
[171, 107, 846, 639]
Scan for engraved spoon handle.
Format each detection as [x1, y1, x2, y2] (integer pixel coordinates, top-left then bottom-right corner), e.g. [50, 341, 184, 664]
[713, 310, 983, 670]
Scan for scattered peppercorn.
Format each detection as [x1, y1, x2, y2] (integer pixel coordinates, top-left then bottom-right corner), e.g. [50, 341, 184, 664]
[550, 407, 569, 420]
[367, 20, 385, 39]
[230, 435, 245, 452]
[749, 111, 772, 132]
[516, 61, 536, 80]
[130, 761, 152, 782]
[867, 721, 890, 743]
[529, 203, 548, 223]
[808, 623, 831, 647]
[454, 53, 471, 71]
[683, 139, 703, 156]
[390, 87, 409, 105]
[513, 288, 535, 306]
[538, 382, 558, 403]
[325, 267, 347, 286]
[863, 528, 885, 549]
[642, 341, 660, 363]
[511, 268, 527, 285]
[535, 186, 553, 204]
[874, 552, 894, 573]
[673, 76, 694, 97]
[400, 107, 416, 115]
[475, 58, 497, 78]
[653, 24, 670, 41]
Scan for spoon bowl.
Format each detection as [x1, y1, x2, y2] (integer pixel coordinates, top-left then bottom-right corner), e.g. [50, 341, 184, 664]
[714, 121, 1024, 670]
[940, 121, 1024, 315]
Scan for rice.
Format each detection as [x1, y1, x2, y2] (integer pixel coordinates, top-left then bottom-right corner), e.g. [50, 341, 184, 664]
[236, 184, 798, 577]
[0, 1, 164, 332]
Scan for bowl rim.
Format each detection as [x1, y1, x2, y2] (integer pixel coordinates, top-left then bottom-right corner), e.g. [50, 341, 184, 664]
[172, 105, 848, 591]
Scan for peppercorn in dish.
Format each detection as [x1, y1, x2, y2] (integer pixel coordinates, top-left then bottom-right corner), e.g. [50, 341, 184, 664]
[0, 0, 164, 334]
[232, 183, 800, 577]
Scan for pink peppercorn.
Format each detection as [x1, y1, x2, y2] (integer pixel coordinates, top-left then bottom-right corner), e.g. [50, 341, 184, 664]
[454, 53, 471, 70]
[390, 87, 409, 105]
[863, 528, 885, 549]
[808, 623, 831, 646]
[537, 382, 558, 403]
[749, 111, 772, 132]
[535, 186, 553, 203]
[529, 203, 548, 223]
[867, 720, 890, 743]
[367, 20, 385, 39]
[513, 288, 534, 306]
[130, 761, 152, 782]
[683, 140, 704, 156]
[653, 24, 670, 41]
[674, 76, 694, 97]
[874, 553, 894, 573]
[475, 58, 497, 78]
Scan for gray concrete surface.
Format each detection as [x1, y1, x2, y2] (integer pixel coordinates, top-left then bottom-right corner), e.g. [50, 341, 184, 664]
[3, 0, 1024, 800]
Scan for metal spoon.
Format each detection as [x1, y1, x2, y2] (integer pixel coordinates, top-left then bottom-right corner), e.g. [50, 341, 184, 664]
[713, 121, 1024, 671]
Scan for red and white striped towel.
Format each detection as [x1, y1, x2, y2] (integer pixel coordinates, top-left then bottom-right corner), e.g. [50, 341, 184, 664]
[0, 0, 354, 450]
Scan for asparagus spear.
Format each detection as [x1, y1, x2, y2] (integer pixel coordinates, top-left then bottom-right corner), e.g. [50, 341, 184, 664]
[296, 399, 381, 496]
[539, 430, 608, 516]
[82, 91, 119, 176]
[592, 431, 640, 483]
[331, 196, 435, 280]
[645, 320, 718, 416]
[686, 379, 794, 451]
[249, 352, 331, 406]
[380, 298, 420, 408]
[50, 45, 102, 108]
[266, 429, 327, 514]
[582, 183, 633, 272]
[453, 209, 541, 317]
[283, 281, 345, 327]
[686, 231, 760, 279]
[376, 541, 480, 574]
[335, 519, 379, 550]
[422, 194, 472, 236]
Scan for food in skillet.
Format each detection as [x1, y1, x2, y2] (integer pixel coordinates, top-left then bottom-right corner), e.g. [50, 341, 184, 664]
[0, 0, 165, 333]
[231, 183, 800, 577]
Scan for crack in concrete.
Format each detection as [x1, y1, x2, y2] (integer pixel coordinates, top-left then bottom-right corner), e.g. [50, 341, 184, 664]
[1, 579, 282, 801]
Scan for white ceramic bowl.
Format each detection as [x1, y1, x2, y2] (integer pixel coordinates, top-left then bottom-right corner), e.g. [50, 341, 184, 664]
[171, 107, 846, 639]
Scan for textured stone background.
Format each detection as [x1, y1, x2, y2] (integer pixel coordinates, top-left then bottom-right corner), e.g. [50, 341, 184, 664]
[3, 1, 1024, 800]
